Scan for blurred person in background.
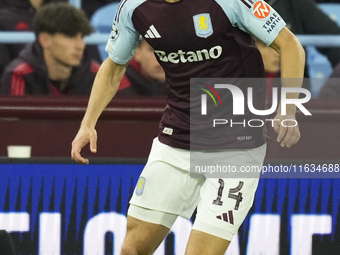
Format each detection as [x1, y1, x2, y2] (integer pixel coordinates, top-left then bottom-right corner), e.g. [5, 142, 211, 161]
[318, 61, 340, 99]
[0, 0, 68, 77]
[0, 0, 101, 79]
[0, 2, 100, 96]
[117, 39, 167, 96]
[266, 0, 340, 90]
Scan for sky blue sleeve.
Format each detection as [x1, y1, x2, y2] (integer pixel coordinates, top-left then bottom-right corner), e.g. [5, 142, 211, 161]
[105, 0, 145, 65]
[215, 0, 286, 45]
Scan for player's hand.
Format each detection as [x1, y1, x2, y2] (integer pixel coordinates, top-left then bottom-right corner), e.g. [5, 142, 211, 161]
[71, 126, 97, 164]
[273, 114, 300, 148]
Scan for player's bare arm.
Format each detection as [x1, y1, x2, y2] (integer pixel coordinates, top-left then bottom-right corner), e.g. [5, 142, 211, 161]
[71, 57, 127, 164]
[269, 27, 305, 148]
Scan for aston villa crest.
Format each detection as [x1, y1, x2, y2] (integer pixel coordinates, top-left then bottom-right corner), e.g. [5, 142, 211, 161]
[136, 177, 146, 196]
[193, 13, 213, 38]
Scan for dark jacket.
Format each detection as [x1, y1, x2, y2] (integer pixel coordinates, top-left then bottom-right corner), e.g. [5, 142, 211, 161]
[0, 41, 100, 95]
[117, 58, 168, 97]
[0, 0, 100, 78]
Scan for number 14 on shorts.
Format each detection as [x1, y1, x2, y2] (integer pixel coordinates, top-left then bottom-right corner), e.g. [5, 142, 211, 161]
[213, 179, 244, 210]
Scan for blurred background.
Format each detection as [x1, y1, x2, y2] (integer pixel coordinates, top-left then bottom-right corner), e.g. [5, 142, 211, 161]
[0, 0, 340, 254]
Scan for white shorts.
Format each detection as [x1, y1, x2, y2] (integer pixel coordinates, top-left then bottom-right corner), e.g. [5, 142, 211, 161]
[128, 138, 266, 240]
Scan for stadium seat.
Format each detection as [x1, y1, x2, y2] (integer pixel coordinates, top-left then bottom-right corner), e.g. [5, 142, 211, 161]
[306, 3, 340, 97]
[68, 0, 81, 8]
[90, 2, 120, 61]
[319, 3, 340, 23]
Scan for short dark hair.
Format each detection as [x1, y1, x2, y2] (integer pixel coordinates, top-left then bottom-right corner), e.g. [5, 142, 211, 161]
[32, 2, 93, 38]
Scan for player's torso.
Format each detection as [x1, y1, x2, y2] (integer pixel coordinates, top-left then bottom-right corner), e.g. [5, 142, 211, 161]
[123, 0, 268, 150]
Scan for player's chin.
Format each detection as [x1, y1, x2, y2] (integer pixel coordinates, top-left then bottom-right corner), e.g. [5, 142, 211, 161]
[69, 56, 82, 66]
[70, 60, 82, 67]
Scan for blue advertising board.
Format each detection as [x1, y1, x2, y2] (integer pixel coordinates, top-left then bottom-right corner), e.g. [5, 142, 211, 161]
[0, 162, 339, 254]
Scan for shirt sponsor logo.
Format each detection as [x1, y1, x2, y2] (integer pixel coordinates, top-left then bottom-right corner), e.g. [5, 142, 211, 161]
[154, 45, 222, 64]
[261, 12, 282, 34]
[253, 1, 271, 19]
[193, 13, 213, 38]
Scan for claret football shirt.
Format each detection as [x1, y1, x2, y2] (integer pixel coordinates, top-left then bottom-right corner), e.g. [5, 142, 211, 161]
[106, 0, 286, 150]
